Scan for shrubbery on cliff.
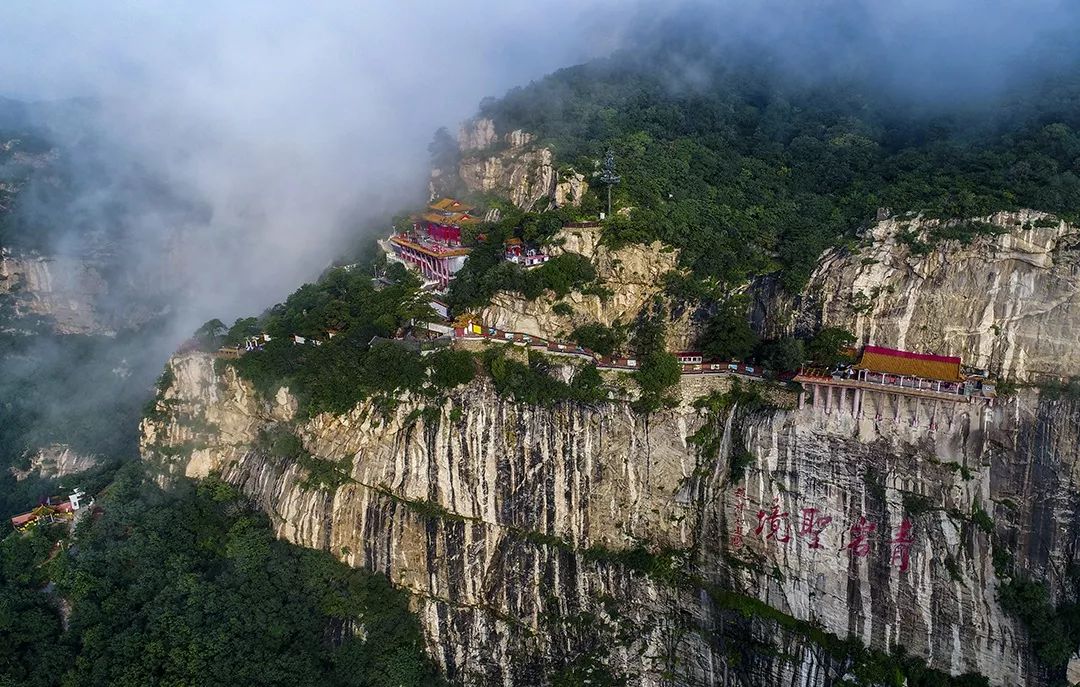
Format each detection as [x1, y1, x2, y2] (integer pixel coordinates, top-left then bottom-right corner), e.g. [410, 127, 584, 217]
[216, 266, 438, 416]
[446, 209, 599, 313]
[201, 257, 621, 417]
[482, 347, 607, 406]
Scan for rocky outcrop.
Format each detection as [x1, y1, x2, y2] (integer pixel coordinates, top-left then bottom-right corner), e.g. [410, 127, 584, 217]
[767, 210, 1080, 382]
[144, 347, 1070, 685]
[554, 170, 587, 207]
[458, 145, 558, 211]
[10, 444, 97, 481]
[458, 117, 499, 152]
[0, 250, 111, 333]
[480, 225, 694, 350]
[448, 119, 588, 211]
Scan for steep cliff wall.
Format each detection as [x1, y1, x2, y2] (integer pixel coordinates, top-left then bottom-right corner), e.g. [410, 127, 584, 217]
[442, 118, 587, 211]
[143, 351, 1069, 685]
[9, 444, 98, 481]
[764, 210, 1080, 382]
[0, 250, 113, 333]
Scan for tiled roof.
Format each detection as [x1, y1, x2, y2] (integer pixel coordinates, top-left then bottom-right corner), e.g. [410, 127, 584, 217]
[420, 212, 478, 226]
[429, 198, 474, 213]
[390, 235, 471, 257]
[10, 512, 35, 528]
[854, 345, 963, 382]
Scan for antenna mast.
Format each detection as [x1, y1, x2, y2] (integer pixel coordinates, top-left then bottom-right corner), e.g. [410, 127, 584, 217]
[598, 149, 621, 218]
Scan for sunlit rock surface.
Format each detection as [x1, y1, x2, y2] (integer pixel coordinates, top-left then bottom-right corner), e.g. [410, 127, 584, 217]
[144, 347, 1069, 685]
[480, 225, 693, 349]
[761, 210, 1080, 382]
[448, 118, 587, 211]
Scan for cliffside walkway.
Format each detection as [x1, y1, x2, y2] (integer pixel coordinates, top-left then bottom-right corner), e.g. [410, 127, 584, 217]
[451, 324, 769, 379]
[793, 367, 996, 406]
[212, 320, 773, 381]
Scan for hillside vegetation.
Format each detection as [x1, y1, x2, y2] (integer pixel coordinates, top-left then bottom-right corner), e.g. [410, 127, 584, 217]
[0, 466, 440, 687]
[476, 46, 1080, 289]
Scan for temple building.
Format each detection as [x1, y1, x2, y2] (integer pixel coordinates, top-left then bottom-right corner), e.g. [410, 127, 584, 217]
[386, 198, 477, 288]
[793, 344, 996, 425]
[854, 345, 966, 392]
[9, 489, 89, 532]
[503, 237, 550, 268]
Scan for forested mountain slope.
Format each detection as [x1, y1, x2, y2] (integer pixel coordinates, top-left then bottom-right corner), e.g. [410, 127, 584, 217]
[470, 43, 1080, 289]
[9, 18, 1080, 687]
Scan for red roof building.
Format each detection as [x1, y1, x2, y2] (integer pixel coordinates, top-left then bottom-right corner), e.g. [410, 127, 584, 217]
[8, 490, 85, 531]
[387, 198, 476, 287]
[854, 345, 963, 383]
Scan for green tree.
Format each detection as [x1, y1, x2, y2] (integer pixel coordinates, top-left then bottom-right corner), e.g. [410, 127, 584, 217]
[225, 317, 261, 346]
[429, 350, 476, 389]
[807, 327, 856, 366]
[634, 351, 681, 412]
[570, 322, 623, 356]
[755, 336, 805, 372]
[193, 318, 227, 349]
[699, 310, 757, 361]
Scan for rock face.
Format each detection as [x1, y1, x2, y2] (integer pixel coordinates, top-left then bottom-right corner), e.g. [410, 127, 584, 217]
[765, 210, 1080, 382]
[145, 347, 1071, 685]
[0, 244, 170, 335]
[10, 444, 98, 481]
[480, 225, 694, 349]
[458, 117, 499, 152]
[448, 119, 588, 211]
[0, 250, 111, 333]
[141, 209, 1080, 686]
[554, 170, 587, 207]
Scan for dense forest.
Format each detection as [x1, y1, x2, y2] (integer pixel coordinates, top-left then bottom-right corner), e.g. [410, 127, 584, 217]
[0, 465, 440, 687]
[474, 43, 1080, 289]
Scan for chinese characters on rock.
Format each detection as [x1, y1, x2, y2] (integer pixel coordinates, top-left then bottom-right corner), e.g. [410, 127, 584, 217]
[730, 491, 915, 572]
[729, 487, 749, 550]
[798, 507, 832, 549]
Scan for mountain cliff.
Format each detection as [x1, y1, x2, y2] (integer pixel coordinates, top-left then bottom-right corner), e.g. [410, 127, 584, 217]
[140, 356, 1060, 685]
[432, 118, 588, 212]
[758, 210, 1080, 383]
[134, 34, 1080, 686]
[142, 213, 1080, 685]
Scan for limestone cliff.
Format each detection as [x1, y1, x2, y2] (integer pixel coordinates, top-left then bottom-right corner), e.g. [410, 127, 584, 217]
[9, 444, 98, 481]
[763, 210, 1080, 382]
[480, 224, 695, 350]
[441, 118, 588, 211]
[0, 249, 112, 333]
[143, 348, 1069, 685]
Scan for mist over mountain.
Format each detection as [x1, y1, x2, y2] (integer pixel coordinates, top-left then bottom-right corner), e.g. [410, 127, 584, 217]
[4, 2, 1080, 686]
[0, 1, 627, 510]
[3, 0, 1079, 327]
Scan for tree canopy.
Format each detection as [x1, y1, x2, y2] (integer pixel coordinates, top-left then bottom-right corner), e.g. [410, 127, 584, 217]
[477, 46, 1080, 290]
[0, 466, 441, 687]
